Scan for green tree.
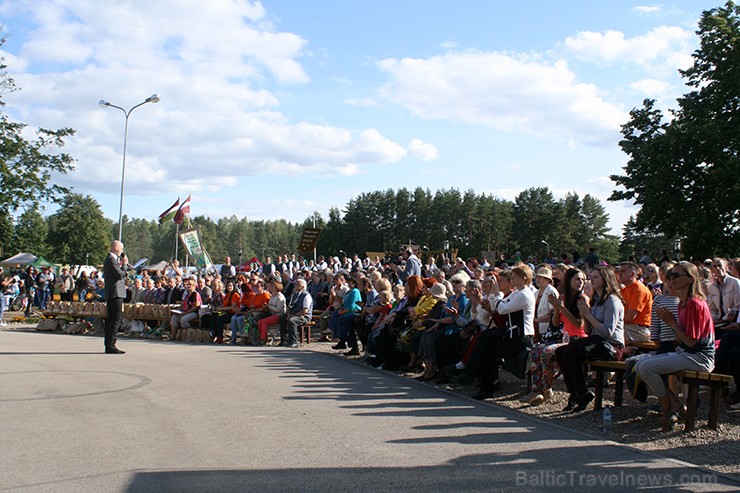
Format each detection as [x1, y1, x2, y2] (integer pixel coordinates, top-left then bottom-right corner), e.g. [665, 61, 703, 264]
[0, 40, 75, 219]
[12, 206, 49, 257]
[0, 212, 12, 257]
[47, 193, 111, 264]
[512, 187, 561, 258]
[610, 2, 740, 257]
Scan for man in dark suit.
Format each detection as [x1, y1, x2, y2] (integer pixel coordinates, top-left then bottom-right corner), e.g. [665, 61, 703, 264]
[103, 240, 128, 354]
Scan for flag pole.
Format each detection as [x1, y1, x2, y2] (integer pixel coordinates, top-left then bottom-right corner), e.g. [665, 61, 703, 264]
[175, 222, 180, 263]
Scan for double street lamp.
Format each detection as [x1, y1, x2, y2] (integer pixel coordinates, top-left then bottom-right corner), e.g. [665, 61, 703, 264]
[99, 94, 160, 241]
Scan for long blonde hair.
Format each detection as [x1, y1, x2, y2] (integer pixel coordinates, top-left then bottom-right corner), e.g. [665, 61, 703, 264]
[676, 261, 705, 300]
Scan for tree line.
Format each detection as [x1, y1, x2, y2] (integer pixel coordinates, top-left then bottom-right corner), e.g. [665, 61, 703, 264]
[2, 186, 653, 268]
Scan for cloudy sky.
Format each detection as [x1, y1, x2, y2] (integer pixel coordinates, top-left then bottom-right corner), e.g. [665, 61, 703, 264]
[0, 0, 719, 235]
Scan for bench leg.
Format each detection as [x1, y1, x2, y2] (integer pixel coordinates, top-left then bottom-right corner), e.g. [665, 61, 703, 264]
[298, 324, 310, 345]
[614, 371, 624, 407]
[684, 383, 698, 432]
[708, 386, 722, 430]
[594, 369, 604, 411]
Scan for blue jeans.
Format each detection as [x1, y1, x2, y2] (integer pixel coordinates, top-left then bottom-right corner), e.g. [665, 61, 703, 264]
[230, 314, 245, 343]
[38, 289, 49, 310]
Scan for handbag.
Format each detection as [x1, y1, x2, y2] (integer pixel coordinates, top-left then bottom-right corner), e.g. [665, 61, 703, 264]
[541, 321, 563, 345]
[575, 334, 617, 361]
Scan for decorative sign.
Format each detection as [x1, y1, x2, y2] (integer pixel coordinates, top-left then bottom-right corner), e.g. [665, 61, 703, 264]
[298, 227, 321, 252]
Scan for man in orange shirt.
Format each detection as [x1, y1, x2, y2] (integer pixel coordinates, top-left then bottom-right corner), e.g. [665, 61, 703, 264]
[619, 261, 652, 343]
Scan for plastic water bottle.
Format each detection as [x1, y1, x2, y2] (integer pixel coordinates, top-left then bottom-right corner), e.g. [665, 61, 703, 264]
[602, 405, 613, 432]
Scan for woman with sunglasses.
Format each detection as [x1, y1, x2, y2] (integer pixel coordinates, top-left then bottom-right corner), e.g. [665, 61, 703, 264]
[634, 261, 715, 430]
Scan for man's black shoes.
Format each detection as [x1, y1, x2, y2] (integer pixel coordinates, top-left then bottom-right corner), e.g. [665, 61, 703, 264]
[105, 347, 125, 354]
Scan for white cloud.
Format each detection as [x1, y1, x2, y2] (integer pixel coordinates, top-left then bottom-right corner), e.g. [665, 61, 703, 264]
[561, 26, 693, 72]
[629, 78, 671, 96]
[377, 51, 625, 146]
[408, 139, 439, 161]
[2, 0, 408, 197]
[632, 5, 663, 15]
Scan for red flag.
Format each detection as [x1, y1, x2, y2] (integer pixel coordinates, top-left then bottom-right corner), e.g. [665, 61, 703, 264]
[158, 197, 180, 224]
[174, 194, 191, 225]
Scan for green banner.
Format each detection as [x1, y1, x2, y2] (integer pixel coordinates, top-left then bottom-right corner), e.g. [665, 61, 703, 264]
[178, 228, 213, 269]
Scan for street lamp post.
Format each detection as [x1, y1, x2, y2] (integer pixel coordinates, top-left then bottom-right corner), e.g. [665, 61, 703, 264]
[541, 240, 550, 261]
[99, 94, 160, 241]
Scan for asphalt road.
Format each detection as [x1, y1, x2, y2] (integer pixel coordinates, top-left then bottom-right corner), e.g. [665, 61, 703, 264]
[1, 330, 737, 492]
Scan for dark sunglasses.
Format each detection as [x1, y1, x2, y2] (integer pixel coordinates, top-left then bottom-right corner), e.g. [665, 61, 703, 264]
[666, 271, 687, 280]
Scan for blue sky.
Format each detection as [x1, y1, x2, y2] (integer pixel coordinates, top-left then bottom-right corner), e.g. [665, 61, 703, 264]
[0, 0, 721, 235]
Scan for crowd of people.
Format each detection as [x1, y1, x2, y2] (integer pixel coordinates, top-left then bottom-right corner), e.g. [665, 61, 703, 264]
[2, 248, 740, 431]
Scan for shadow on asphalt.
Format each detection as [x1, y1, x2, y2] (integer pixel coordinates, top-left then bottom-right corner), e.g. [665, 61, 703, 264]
[192, 348, 736, 491]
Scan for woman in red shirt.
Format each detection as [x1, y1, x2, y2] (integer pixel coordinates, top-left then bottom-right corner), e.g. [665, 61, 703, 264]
[634, 261, 715, 431]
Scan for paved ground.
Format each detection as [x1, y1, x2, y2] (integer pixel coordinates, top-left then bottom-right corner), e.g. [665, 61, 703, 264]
[1, 330, 738, 492]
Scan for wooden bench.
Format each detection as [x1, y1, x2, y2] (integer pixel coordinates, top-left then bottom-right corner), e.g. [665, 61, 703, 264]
[626, 341, 658, 350]
[299, 320, 315, 345]
[587, 359, 733, 431]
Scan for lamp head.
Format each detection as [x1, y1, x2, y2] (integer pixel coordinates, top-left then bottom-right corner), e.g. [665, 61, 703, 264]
[146, 94, 161, 104]
[99, 100, 110, 107]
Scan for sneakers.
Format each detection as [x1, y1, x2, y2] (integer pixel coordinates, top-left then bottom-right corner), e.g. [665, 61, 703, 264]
[730, 401, 740, 410]
[344, 348, 360, 356]
[331, 341, 347, 350]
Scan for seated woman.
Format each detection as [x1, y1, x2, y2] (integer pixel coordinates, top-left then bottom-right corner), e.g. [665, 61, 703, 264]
[533, 266, 559, 342]
[556, 265, 624, 412]
[635, 262, 716, 430]
[257, 281, 286, 345]
[524, 268, 588, 406]
[398, 278, 444, 370]
[199, 279, 224, 340]
[643, 263, 664, 296]
[229, 281, 256, 344]
[169, 278, 202, 340]
[369, 276, 423, 368]
[213, 280, 241, 343]
[332, 277, 363, 354]
[365, 290, 394, 356]
[416, 275, 469, 381]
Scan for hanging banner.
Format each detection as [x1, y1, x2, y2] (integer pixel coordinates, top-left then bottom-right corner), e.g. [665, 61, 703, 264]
[178, 228, 213, 270]
[298, 227, 321, 252]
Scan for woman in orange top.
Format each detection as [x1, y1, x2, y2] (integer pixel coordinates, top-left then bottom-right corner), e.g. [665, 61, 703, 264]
[211, 280, 240, 343]
[524, 268, 588, 406]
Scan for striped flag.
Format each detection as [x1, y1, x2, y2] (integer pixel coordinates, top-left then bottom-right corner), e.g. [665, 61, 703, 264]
[174, 194, 191, 225]
[158, 198, 180, 224]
